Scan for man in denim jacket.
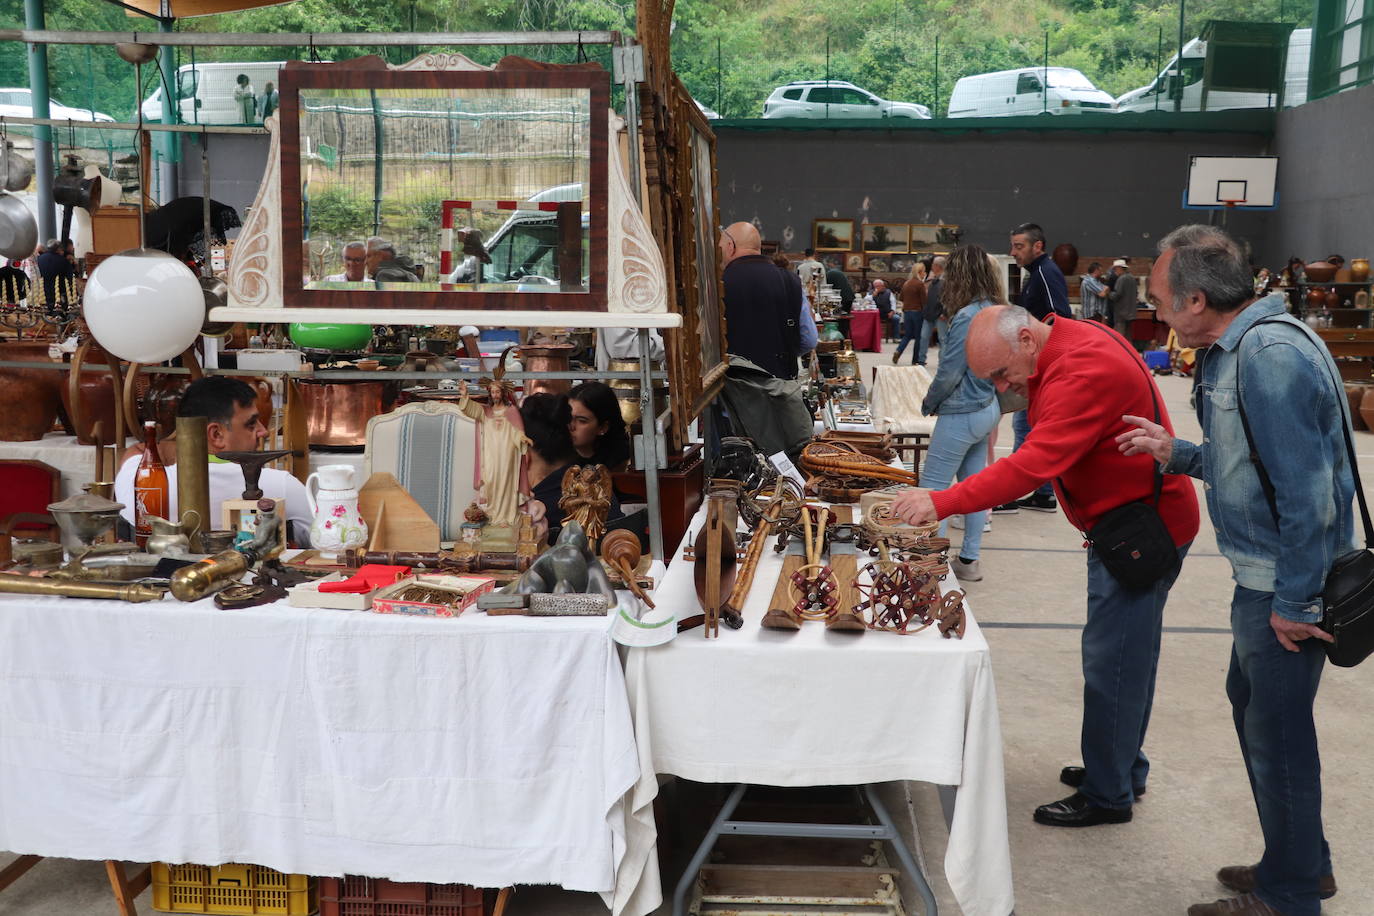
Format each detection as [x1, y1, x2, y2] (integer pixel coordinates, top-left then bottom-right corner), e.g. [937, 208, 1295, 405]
[1119, 225, 1354, 916]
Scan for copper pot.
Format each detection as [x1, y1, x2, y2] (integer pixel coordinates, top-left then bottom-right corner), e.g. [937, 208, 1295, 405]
[61, 342, 128, 446]
[0, 339, 62, 441]
[519, 340, 576, 396]
[1325, 287, 1341, 309]
[1306, 287, 1328, 309]
[297, 379, 395, 448]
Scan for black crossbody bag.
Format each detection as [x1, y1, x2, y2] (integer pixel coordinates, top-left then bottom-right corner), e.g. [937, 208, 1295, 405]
[1058, 324, 1180, 590]
[1234, 320, 1374, 667]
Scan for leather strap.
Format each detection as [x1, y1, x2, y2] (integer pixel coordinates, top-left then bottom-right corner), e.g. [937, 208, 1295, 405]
[1233, 319, 1374, 548]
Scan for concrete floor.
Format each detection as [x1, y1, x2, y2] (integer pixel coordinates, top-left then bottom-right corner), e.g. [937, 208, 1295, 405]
[5, 334, 1373, 915]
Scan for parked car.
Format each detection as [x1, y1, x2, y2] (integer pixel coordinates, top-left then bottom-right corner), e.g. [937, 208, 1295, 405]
[1115, 30, 1311, 113]
[695, 99, 721, 120]
[946, 67, 1116, 117]
[762, 81, 931, 119]
[0, 88, 114, 122]
[140, 61, 287, 124]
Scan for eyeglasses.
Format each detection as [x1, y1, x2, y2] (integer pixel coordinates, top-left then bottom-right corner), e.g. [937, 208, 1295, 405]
[719, 226, 737, 249]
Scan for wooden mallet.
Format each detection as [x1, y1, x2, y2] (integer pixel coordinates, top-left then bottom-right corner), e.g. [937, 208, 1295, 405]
[601, 528, 654, 608]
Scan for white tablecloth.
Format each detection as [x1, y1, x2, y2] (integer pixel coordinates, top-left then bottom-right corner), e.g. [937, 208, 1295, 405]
[612, 508, 1014, 916]
[0, 593, 638, 895]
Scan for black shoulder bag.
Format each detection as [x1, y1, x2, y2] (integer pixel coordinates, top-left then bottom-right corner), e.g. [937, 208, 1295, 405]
[1058, 324, 1180, 590]
[1234, 320, 1374, 668]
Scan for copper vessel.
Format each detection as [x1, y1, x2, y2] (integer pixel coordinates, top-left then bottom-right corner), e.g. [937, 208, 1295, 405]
[0, 339, 62, 441]
[61, 343, 126, 446]
[297, 379, 395, 448]
[519, 338, 576, 396]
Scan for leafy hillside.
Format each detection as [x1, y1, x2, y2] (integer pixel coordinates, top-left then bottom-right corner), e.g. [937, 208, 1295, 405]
[0, 0, 1314, 122]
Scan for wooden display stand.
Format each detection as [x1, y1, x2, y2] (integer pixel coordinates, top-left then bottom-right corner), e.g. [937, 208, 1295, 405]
[613, 444, 704, 554]
[0, 856, 150, 916]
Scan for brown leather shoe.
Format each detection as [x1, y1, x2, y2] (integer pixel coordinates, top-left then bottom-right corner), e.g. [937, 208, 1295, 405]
[1217, 864, 1337, 900]
[1187, 892, 1286, 915]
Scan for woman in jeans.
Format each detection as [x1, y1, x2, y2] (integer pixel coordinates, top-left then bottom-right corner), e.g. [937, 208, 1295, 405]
[893, 261, 927, 364]
[918, 244, 1003, 581]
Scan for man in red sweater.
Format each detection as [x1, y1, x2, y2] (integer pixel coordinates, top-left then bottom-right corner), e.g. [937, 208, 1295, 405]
[894, 304, 1200, 827]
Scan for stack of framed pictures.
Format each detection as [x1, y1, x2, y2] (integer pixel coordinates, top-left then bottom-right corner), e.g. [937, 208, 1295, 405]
[813, 219, 961, 276]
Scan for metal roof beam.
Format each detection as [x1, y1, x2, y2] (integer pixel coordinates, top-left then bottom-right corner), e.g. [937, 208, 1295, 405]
[0, 29, 621, 47]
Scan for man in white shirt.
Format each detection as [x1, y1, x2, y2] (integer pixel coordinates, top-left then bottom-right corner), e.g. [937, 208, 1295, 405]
[323, 241, 368, 283]
[796, 248, 825, 287]
[115, 377, 313, 545]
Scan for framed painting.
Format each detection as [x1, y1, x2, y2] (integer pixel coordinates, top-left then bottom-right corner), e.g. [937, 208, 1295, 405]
[844, 252, 865, 271]
[814, 219, 856, 252]
[862, 223, 909, 253]
[866, 254, 890, 273]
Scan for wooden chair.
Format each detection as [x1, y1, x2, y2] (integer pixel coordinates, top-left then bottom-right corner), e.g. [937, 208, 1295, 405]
[364, 401, 477, 542]
[0, 459, 62, 566]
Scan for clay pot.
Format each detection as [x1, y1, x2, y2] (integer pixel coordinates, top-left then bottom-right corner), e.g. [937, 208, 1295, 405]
[1352, 259, 1370, 283]
[1325, 287, 1341, 309]
[0, 339, 62, 441]
[1346, 383, 1371, 430]
[1051, 243, 1079, 276]
[1305, 261, 1338, 283]
[1361, 387, 1374, 433]
[1307, 287, 1328, 309]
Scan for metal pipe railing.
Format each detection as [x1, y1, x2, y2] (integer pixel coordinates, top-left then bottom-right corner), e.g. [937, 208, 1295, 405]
[0, 30, 620, 48]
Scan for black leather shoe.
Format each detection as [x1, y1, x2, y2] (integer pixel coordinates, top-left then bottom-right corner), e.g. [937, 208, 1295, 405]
[1033, 792, 1132, 827]
[1059, 765, 1147, 797]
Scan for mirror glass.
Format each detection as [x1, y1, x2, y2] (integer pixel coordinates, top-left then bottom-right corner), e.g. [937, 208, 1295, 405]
[297, 86, 591, 294]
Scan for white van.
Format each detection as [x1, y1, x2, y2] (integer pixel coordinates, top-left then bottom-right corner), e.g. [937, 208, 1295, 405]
[1115, 30, 1310, 113]
[947, 67, 1117, 117]
[481, 183, 590, 289]
[141, 61, 286, 125]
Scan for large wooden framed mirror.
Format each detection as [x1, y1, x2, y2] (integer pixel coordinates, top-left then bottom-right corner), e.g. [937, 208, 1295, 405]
[278, 64, 610, 311]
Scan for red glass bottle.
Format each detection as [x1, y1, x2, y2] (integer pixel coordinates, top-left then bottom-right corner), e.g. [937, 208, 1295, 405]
[133, 420, 168, 549]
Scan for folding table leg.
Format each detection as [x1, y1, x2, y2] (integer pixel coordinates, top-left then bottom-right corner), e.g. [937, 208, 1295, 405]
[862, 783, 940, 916]
[0, 855, 41, 893]
[104, 860, 152, 916]
[671, 783, 747, 916]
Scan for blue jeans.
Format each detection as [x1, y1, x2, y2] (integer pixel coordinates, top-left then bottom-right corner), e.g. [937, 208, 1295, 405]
[1228, 586, 1329, 916]
[1011, 408, 1054, 499]
[1080, 541, 1190, 810]
[920, 400, 999, 560]
[916, 316, 942, 366]
[893, 312, 923, 363]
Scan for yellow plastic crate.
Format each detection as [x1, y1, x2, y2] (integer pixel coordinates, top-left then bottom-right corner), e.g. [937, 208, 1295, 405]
[151, 863, 317, 915]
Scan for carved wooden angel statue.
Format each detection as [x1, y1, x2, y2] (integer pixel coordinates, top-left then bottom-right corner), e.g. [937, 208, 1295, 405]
[457, 350, 531, 545]
[559, 464, 613, 544]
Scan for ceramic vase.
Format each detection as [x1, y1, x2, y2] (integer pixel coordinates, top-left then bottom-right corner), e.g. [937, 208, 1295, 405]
[1351, 259, 1370, 282]
[1325, 288, 1341, 309]
[306, 464, 369, 559]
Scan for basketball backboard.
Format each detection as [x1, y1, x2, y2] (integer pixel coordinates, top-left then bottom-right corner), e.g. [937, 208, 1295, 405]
[1184, 155, 1278, 209]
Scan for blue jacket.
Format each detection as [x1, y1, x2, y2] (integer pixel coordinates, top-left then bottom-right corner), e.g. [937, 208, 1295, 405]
[1164, 295, 1356, 623]
[921, 297, 997, 416]
[1018, 253, 1071, 320]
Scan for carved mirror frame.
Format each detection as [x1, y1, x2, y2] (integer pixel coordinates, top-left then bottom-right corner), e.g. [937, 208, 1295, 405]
[277, 64, 610, 311]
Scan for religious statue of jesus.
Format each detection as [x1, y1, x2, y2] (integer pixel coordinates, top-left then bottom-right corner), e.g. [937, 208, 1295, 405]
[458, 369, 531, 552]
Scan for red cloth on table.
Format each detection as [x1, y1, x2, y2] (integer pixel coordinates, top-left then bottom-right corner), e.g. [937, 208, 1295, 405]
[849, 310, 881, 352]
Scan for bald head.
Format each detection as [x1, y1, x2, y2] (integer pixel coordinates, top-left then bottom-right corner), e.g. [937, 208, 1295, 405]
[719, 222, 761, 265]
[966, 305, 1050, 397]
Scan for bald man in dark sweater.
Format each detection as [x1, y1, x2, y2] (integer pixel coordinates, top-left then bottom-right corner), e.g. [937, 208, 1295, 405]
[719, 222, 801, 379]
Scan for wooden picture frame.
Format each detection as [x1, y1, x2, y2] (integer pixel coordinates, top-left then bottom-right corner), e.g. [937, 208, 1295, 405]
[821, 252, 845, 270]
[862, 223, 909, 253]
[278, 63, 610, 312]
[889, 255, 915, 275]
[844, 252, 865, 271]
[814, 219, 856, 252]
[865, 254, 891, 273]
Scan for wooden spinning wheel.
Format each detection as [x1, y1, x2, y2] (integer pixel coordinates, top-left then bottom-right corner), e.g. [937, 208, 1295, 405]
[854, 560, 940, 635]
[785, 562, 839, 620]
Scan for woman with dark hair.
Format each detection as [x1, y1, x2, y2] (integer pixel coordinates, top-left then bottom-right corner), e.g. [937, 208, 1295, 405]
[568, 381, 631, 472]
[520, 392, 620, 541]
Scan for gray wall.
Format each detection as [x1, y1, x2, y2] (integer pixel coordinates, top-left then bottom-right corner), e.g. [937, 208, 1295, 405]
[714, 125, 1274, 262]
[1267, 81, 1374, 266]
[176, 132, 271, 236]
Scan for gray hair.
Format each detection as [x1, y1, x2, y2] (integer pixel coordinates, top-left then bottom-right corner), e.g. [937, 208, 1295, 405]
[368, 237, 396, 258]
[994, 305, 1035, 345]
[343, 240, 366, 253]
[1157, 224, 1252, 313]
[1011, 222, 1046, 249]
[45, 238, 60, 249]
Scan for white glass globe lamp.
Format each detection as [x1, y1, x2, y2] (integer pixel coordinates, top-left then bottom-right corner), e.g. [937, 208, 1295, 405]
[83, 248, 205, 363]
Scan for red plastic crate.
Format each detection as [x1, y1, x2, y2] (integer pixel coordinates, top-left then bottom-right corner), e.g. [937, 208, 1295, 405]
[318, 877, 486, 916]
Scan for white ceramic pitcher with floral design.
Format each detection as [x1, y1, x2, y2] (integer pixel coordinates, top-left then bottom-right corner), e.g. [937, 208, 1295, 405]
[306, 464, 368, 558]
